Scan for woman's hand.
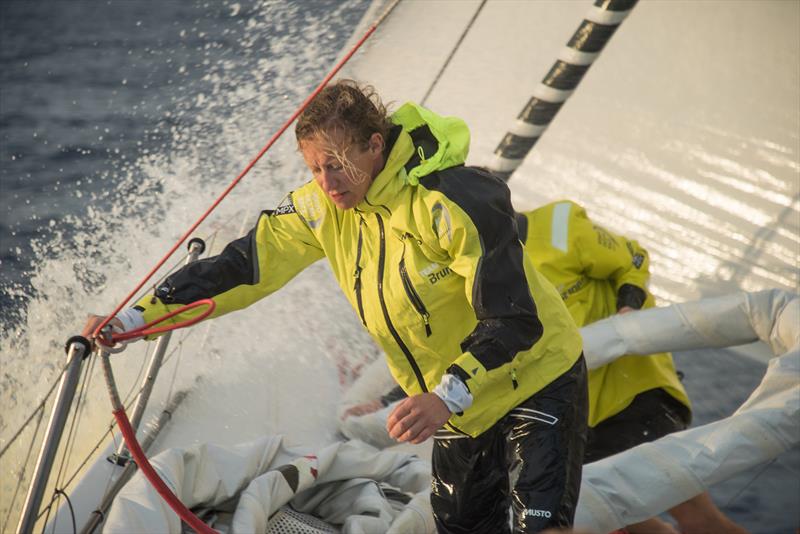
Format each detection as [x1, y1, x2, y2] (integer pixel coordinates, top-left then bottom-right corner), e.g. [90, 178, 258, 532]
[82, 314, 123, 340]
[386, 392, 450, 444]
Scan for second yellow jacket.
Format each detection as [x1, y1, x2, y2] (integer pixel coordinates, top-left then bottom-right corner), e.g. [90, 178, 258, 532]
[520, 201, 690, 427]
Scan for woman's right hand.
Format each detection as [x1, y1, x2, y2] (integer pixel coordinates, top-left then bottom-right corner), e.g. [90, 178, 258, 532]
[82, 314, 123, 340]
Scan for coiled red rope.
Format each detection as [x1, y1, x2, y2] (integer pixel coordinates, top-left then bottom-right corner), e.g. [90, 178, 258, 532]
[97, 299, 215, 347]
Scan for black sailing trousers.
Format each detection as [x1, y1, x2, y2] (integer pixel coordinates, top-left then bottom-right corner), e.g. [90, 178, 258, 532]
[430, 355, 588, 533]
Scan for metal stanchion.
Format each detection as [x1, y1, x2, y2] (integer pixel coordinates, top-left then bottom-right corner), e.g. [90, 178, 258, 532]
[110, 238, 205, 465]
[16, 337, 91, 534]
[80, 389, 190, 534]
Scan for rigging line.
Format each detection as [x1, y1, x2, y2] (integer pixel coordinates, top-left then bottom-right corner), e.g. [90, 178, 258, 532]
[419, 0, 487, 106]
[1, 407, 45, 534]
[55, 374, 152, 503]
[92, 0, 404, 340]
[0, 359, 71, 460]
[52, 489, 76, 534]
[122, 343, 155, 407]
[53, 324, 196, 502]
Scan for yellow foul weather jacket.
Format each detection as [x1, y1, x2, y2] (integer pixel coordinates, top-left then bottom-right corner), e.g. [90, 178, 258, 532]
[134, 103, 582, 437]
[518, 201, 690, 427]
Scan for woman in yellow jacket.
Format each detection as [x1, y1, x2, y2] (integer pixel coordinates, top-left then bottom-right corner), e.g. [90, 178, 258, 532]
[517, 202, 745, 534]
[88, 81, 587, 533]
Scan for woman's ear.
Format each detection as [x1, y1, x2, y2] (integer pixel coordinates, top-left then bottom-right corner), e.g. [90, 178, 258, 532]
[368, 132, 384, 156]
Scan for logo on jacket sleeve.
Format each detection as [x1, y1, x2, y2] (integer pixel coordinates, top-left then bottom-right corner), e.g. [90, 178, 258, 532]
[272, 195, 297, 216]
[293, 189, 325, 229]
[626, 241, 645, 269]
[523, 508, 552, 519]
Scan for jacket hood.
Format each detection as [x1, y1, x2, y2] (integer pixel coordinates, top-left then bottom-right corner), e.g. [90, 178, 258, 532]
[362, 102, 470, 209]
[390, 102, 470, 184]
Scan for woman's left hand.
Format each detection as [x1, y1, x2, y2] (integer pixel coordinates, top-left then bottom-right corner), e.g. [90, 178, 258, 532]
[386, 392, 450, 444]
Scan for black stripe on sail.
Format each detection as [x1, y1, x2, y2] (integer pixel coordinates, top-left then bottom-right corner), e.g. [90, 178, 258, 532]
[543, 61, 590, 91]
[595, 0, 638, 11]
[518, 97, 563, 125]
[495, 132, 539, 160]
[568, 20, 620, 53]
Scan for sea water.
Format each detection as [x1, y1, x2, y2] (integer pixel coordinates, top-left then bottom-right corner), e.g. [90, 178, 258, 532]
[0, 0, 375, 529]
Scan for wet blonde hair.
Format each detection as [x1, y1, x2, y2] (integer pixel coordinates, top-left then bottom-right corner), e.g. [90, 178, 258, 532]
[295, 79, 392, 150]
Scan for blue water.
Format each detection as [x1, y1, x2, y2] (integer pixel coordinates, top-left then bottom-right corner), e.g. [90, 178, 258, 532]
[0, 0, 368, 325]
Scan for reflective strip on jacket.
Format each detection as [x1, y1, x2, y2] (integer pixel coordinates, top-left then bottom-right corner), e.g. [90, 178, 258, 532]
[519, 201, 690, 427]
[135, 103, 582, 437]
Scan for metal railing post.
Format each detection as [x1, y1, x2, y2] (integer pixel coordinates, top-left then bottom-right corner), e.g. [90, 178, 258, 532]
[16, 338, 91, 534]
[111, 238, 205, 464]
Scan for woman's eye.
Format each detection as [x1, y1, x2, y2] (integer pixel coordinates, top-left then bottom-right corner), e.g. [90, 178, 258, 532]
[328, 163, 342, 171]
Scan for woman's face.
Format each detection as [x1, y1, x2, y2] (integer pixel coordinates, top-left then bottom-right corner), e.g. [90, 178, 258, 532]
[300, 128, 384, 210]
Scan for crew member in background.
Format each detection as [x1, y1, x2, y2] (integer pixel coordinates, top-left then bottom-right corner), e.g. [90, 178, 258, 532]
[517, 201, 745, 534]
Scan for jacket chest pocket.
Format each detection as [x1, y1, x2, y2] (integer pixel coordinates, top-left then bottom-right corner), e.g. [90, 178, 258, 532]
[393, 234, 461, 337]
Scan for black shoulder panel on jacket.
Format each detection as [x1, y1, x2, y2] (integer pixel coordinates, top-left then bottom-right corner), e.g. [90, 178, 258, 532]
[404, 124, 439, 175]
[419, 167, 543, 371]
[154, 214, 263, 305]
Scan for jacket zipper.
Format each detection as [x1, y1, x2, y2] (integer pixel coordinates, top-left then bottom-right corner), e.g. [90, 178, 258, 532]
[353, 215, 367, 328]
[375, 213, 428, 392]
[399, 239, 432, 337]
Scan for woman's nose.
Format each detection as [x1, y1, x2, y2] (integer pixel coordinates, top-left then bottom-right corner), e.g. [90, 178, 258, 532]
[319, 169, 337, 191]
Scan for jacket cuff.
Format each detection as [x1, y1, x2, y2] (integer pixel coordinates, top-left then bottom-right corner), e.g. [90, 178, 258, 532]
[433, 374, 473, 415]
[116, 307, 146, 332]
[446, 352, 486, 397]
[617, 283, 647, 311]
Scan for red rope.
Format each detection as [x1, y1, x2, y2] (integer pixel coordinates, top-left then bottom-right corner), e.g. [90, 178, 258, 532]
[112, 408, 217, 534]
[92, 11, 391, 339]
[98, 299, 215, 346]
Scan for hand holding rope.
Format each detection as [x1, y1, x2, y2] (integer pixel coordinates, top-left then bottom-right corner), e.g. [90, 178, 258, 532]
[95, 299, 216, 351]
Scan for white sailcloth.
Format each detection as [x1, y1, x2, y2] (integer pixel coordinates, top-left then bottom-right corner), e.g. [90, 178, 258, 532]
[338, 289, 799, 531]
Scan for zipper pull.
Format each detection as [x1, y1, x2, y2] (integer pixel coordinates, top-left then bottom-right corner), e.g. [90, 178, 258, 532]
[510, 368, 519, 390]
[353, 266, 362, 291]
[423, 313, 432, 337]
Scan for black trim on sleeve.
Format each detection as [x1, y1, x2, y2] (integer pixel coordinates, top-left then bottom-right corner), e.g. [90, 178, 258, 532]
[420, 167, 544, 372]
[154, 214, 264, 305]
[445, 364, 472, 392]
